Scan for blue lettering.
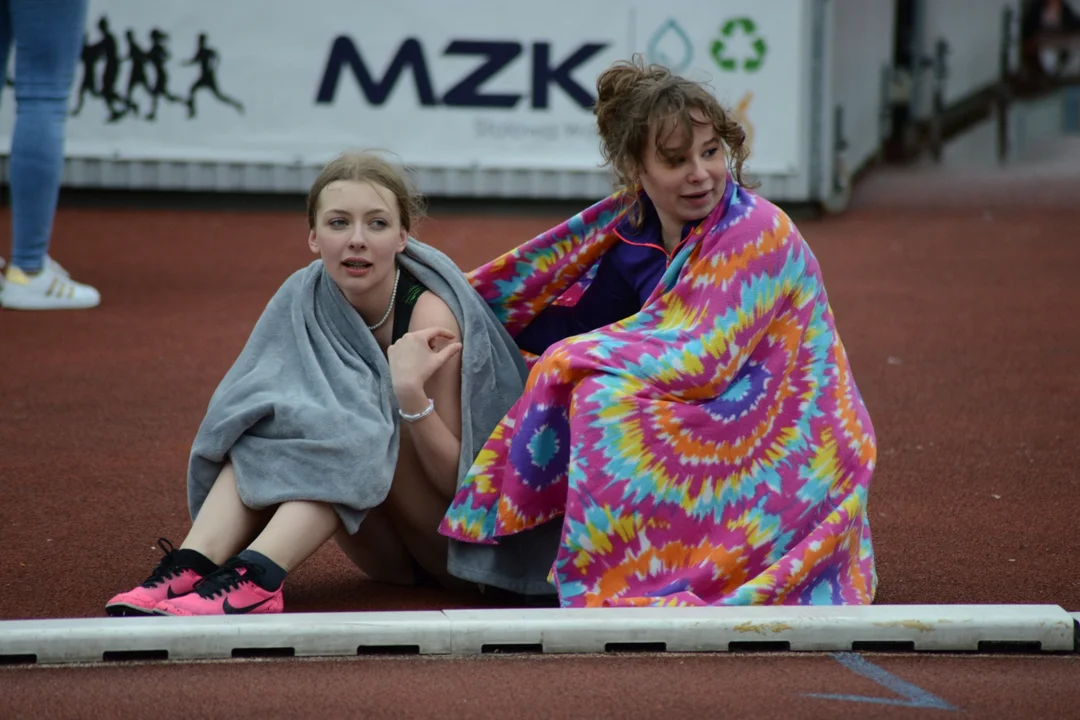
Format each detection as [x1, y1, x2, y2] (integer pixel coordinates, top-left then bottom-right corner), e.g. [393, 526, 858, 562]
[315, 37, 608, 109]
[315, 36, 435, 106]
[442, 41, 523, 109]
[531, 42, 607, 109]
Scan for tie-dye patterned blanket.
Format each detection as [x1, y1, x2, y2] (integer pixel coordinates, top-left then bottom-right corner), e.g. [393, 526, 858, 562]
[439, 180, 878, 607]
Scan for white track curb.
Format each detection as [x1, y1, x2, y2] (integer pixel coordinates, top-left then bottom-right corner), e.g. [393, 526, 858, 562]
[0, 605, 1075, 665]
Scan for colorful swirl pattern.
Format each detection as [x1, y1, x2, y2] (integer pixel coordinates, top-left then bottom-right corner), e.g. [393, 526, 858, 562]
[439, 181, 877, 607]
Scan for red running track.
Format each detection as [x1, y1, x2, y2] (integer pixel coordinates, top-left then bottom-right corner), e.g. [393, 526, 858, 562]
[1, 165, 1078, 717]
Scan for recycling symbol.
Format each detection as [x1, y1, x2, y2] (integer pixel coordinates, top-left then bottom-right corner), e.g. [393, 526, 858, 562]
[711, 17, 768, 72]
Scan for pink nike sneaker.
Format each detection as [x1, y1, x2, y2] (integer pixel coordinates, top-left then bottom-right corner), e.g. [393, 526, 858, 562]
[106, 539, 211, 616]
[155, 559, 284, 616]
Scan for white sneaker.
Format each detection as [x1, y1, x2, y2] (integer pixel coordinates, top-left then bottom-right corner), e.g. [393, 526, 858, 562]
[1, 262, 100, 310]
[0, 255, 67, 293]
[46, 256, 72, 278]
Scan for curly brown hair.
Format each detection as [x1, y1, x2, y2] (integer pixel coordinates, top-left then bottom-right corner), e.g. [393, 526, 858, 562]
[306, 151, 426, 233]
[593, 56, 754, 203]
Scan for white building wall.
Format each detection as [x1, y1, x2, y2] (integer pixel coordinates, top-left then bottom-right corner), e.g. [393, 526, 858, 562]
[830, 0, 897, 173]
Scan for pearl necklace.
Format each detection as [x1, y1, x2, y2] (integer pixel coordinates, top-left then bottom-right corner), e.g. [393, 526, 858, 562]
[366, 267, 400, 331]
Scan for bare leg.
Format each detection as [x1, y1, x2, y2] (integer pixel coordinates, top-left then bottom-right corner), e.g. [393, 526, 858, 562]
[246, 500, 340, 571]
[181, 461, 272, 564]
[335, 495, 473, 591]
[333, 428, 475, 590]
[334, 505, 417, 585]
[375, 430, 474, 591]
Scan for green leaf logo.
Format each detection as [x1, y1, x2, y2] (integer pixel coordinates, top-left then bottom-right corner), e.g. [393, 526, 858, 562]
[711, 17, 767, 73]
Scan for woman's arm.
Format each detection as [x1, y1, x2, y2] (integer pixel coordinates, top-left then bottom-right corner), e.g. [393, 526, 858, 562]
[390, 293, 464, 502]
[514, 250, 641, 355]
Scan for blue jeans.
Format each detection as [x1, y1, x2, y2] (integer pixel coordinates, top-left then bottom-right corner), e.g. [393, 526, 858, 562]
[0, 0, 87, 273]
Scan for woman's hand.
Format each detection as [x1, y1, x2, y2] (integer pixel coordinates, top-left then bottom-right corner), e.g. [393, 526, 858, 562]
[388, 327, 462, 411]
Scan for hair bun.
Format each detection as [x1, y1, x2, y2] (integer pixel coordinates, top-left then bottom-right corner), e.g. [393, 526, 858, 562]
[596, 62, 641, 105]
[591, 55, 755, 195]
[594, 56, 674, 131]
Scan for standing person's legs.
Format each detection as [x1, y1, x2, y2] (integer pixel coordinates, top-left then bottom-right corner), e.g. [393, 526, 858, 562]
[0, 1, 10, 285]
[0, 0, 11, 105]
[1, 0, 99, 309]
[8, 0, 84, 272]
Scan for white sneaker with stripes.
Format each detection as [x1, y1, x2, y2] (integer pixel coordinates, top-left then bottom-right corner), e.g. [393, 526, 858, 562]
[1, 260, 100, 310]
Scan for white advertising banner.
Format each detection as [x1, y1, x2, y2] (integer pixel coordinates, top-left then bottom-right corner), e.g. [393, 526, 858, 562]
[0, 1, 808, 175]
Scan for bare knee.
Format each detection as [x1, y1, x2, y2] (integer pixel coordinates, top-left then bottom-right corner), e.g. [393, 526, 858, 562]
[334, 513, 415, 586]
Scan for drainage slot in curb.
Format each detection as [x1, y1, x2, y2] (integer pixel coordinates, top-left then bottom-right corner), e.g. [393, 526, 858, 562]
[481, 643, 544, 654]
[356, 645, 420, 656]
[232, 647, 296, 659]
[103, 650, 169, 662]
[604, 642, 667, 653]
[977, 641, 1043, 654]
[728, 641, 791, 652]
[851, 641, 917, 652]
[0, 654, 37, 666]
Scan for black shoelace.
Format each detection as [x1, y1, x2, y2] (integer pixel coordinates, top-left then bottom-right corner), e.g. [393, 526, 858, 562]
[193, 560, 264, 599]
[140, 538, 184, 588]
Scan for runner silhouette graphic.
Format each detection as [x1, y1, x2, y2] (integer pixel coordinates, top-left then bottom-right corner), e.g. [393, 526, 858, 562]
[145, 28, 184, 120]
[122, 29, 153, 117]
[72, 17, 129, 122]
[183, 33, 243, 118]
[71, 31, 99, 115]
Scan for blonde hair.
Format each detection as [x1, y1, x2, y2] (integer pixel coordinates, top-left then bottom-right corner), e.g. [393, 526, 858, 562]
[593, 56, 755, 196]
[306, 151, 426, 232]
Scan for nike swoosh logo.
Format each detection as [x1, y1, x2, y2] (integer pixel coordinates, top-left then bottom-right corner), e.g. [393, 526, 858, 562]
[166, 586, 184, 599]
[223, 596, 273, 614]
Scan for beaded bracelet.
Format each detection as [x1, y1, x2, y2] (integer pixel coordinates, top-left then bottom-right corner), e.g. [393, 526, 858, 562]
[399, 397, 435, 424]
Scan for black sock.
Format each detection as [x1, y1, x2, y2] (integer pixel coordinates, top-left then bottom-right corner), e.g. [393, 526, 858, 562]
[173, 548, 219, 577]
[236, 549, 288, 591]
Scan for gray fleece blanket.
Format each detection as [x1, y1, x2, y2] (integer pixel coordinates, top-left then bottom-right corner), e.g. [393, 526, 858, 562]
[186, 239, 560, 595]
